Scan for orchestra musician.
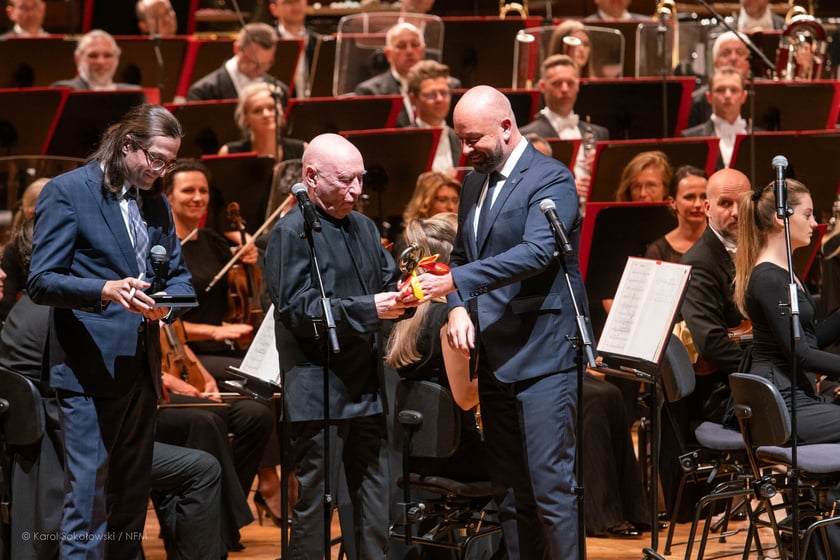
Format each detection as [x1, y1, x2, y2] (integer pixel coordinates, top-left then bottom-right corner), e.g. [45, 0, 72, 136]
[644, 165, 708, 263]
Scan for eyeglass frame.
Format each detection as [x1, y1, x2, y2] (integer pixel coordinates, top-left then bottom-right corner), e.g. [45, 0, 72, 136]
[136, 143, 177, 174]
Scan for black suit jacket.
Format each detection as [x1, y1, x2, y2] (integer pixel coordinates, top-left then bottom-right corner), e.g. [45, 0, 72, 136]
[50, 75, 141, 91]
[680, 226, 746, 375]
[519, 114, 610, 142]
[186, 64, 289, 107]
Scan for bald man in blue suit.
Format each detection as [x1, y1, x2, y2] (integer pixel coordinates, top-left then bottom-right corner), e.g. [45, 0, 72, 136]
[413, 86, 588, 559]
[28, 104, 194, 559]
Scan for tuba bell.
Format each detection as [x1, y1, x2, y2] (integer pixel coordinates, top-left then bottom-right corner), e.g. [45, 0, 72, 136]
[499, 0, 528, 19]
[775, 12, 828, 80]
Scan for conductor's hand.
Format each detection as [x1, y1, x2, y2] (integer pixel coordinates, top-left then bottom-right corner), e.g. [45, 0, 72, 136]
[375, 291, 411, 320]
[101, 277, 162, 320]
[445, 306, 474, 358]
[409, 271, 456, 302]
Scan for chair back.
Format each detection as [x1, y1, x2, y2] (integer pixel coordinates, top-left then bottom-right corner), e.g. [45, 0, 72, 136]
[333, 12, 444, 96]
[393, 379, 460, 459]
[729, 372, 791, 447]
[0, 366, 45, 447]
[658, 333, 696, 404]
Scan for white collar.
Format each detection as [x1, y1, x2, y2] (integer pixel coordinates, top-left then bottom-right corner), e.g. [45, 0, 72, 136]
[737, 7, 774, 31]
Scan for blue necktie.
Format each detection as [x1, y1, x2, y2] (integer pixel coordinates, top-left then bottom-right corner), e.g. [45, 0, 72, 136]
[477, 171, 501, 240]
[125, 188, 149, 275]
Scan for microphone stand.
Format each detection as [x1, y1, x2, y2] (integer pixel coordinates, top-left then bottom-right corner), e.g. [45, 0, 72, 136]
[550, 222, 597, 560]
[300, 217, 341, 559]
[656, 13, 670, 138]
[778, 196, 802, 560]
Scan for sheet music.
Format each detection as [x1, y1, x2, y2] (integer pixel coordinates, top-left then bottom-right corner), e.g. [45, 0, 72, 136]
[237, 304, 281, 385]
[598, 257, 691, 364]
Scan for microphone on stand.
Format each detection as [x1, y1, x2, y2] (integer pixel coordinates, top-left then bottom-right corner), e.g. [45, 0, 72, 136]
[150, 245, 167, 293]
[292, 183, 322, 232]
[773, 155, 789, 218]
[539, 199, 574, 256]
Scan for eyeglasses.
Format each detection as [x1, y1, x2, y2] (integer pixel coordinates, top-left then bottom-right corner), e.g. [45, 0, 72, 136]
[137, 144, 177, 173]
[418, 89, 451, 102]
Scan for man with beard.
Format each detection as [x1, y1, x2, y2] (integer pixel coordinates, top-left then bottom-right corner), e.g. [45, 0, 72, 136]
[409, 85, 587, 559]
[51, 29, 140, 91]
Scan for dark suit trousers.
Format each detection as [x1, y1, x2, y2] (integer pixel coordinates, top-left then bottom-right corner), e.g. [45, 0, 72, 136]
[288, 416, 389, 560]
[57, 375, 157, 560]
[479, 364, 579, 560]
[150, 442, 222, 560]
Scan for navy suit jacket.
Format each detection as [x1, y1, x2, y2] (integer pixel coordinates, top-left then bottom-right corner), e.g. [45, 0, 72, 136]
[447, 143, 589, 383]
[27, 161, 194, 398]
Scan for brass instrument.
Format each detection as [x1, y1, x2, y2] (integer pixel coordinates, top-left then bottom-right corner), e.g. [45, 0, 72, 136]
[579, 116, 596, 210]
[499, 0, 528, 19]
[775, 8, 828, 80]
[785, 0, 814, 24]
[654, 0, 679, 74]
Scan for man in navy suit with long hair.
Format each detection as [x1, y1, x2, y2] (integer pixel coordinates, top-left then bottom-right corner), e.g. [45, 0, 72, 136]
[412, 85, 588, 559]
[28, 104, 193, 559]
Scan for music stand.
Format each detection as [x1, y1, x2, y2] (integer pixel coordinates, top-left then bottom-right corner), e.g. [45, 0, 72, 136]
[200, 153, 276, 239]
[0, 155, 84, 211]
[0, 37, 77, 88]
[749, 80, 840, 132]
[441, 16, 541, 88]
[587, 137, 719, 203]
[43, 90, 151, 159]
[575, 77, 694, 140]
[308, 34, 337, 98]
[284, 95, 403, 141]
[0, 88, 64, 156]
[340, 127, 438, 227]
[545, 138, 579, 169]
[730, 131, 840, 223]
[163, 100, 240, 158]
[583, 21, 642, 80]
[449, 89, 540, 135]
[114, 36, 190, 103]
[795, 222, 827, 286]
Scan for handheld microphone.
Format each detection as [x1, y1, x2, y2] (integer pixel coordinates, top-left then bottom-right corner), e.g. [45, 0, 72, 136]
[149, 245, 167, 293]
[539, 199, 574, 256]
[291, 183, 322, 232]
[772, 155, 789, 218]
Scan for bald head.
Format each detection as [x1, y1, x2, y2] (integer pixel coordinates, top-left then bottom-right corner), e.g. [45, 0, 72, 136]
[303, 134, 365, 219]
[706, 167, 751, 243]
[453, 86, 521, 174]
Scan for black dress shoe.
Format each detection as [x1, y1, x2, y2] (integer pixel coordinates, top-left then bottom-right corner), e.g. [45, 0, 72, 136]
[606, 524, 642, 538]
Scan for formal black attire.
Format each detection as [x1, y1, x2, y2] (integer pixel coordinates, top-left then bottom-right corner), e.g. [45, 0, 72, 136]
[0, 295, 222, 560]
[745, 262, 840, 443]
[223, 135, 306, 161]
[186, 64, 289, 107]
[0, 242, 25, 320]
[353, 71, 461, 128]
[266, 206, 398, 559]
[49, 75, 140, 90]
[644, 235, 684, 264]
[519, 114, 609, 143]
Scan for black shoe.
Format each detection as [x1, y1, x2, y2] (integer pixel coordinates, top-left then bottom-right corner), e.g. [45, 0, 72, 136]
[253, 491, 283, 528]
[606, 523, 642, 539]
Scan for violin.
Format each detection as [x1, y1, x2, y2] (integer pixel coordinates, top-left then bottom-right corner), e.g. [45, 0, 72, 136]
[225, 202, 265, 349]
[160, 319, 206, 398]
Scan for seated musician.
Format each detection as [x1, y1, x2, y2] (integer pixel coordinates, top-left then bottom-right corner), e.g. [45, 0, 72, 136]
[521, 55, 609, 202]
[664, 168, 752, 521]
[687, 31, 753, 128]
[614, 150, 672, 203]
[50, 30, 141, 91]
[218, 81, 307, 162]
[644, 165, 708, 263]
[584, 0, 650, 20]
[681, 67, 757, 169]
[164, 158, 291, 527]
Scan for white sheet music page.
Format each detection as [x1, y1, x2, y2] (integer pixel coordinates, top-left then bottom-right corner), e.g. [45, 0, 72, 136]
[598, 257, 691, 364]
[237, 304, 281, 385]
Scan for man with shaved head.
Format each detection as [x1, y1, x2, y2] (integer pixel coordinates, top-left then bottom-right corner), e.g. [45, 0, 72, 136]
[266, 133, 414, 559]
[411, 85, 587, 559]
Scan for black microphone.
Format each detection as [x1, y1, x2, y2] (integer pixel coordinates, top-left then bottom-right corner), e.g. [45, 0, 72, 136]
[539, 199, 574, 256]
[149, 245, 167, 293]
[773, 155, 788, 218]
[291, 183, 322, 232]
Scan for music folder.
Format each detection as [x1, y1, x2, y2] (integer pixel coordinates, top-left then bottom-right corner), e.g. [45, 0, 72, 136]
[284, 95, 403, 142]
[163, 99, 240, 158]
[0, 87, 64, 156]
[595, 257, 691, 380]
[224, 304, 281, 403]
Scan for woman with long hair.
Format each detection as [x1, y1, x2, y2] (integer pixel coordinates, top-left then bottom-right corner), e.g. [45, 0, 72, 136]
[734, 179, 840, 443]
[615, 150, 672, 202]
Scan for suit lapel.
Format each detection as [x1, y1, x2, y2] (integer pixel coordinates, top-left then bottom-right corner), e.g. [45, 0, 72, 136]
[86, 164, 140, 275]
[475, 149, 532, 251]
